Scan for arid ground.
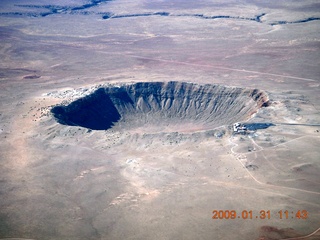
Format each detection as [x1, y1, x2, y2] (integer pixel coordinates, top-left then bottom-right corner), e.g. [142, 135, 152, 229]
[0, 1, 320, 239]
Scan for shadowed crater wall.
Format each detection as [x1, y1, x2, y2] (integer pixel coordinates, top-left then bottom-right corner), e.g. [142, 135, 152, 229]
[51, 82, 270, 131]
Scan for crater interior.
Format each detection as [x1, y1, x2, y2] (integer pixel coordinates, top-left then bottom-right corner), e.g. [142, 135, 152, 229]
[51, 81, 269, 132]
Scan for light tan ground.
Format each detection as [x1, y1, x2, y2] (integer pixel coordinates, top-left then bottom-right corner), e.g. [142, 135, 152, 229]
[0, 1, 320, 239]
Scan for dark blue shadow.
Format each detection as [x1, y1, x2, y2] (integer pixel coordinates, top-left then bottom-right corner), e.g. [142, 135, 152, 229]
[244, 123, 275, 130]
[51, 88, 122, 130]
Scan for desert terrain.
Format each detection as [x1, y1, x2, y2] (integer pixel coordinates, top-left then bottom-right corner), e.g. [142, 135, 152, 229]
[0, 0, 320, 239]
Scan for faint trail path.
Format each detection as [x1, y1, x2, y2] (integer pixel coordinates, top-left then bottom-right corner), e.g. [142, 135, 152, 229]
[274, 123, 320, 127]
[249, 137, 263, 151]
[270, 135, 319, 149]
[228, 136, 320, 195]
[95, 49, 319, 82]
[235, 135, 311, 155]
[249, 137, 280, 171]
[125, 54, 319, 82]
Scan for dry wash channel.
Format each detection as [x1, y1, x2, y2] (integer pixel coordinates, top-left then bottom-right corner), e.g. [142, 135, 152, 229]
[51, 81, 269, 132]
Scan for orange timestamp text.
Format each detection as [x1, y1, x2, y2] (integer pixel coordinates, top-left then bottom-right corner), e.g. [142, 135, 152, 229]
[212, 210, 308, 220]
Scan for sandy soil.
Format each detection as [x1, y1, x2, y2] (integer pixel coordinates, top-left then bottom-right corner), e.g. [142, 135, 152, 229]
[0, 0, 319, 239]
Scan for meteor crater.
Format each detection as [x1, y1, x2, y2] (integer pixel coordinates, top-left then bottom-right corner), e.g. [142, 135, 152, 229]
[51, 81, 270, 132]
